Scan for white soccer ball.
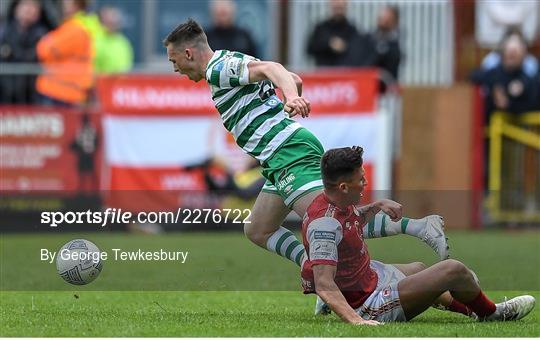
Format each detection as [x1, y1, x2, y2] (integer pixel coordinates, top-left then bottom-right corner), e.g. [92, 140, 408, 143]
[56, 239, 103, 285]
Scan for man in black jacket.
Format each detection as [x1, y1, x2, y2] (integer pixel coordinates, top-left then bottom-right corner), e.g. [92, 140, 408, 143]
[471, 35, 538, 121]
[0, 0, 49, 103]
[205, 0, 258, 58]
[369, 5, 402, 81]
[307, 0, 360, 67]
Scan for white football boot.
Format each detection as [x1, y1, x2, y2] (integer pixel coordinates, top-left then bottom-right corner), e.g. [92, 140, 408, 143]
[420, 215, 450, 261]
[481, 295, 536, 322]
[314, 295, 331, 315]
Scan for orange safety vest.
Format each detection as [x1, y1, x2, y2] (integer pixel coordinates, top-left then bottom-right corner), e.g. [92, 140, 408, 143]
[36, 18, 93, 104]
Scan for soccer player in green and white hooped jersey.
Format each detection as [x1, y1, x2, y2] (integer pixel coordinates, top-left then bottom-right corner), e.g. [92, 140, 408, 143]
[164, 19, 449, 310]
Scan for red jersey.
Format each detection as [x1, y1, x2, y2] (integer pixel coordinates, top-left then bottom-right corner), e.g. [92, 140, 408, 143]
[301, 193, 378, 309]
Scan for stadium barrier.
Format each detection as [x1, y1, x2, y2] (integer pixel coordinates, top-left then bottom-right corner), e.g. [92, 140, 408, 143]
[486, 111, 540, 224]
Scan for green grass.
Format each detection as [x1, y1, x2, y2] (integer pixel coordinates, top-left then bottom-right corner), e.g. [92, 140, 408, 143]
[1, 230, 539, 337]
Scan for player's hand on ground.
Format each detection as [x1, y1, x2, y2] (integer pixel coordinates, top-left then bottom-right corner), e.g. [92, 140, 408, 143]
[352, 318, 382, 326]
[376, 199, 403, 222]
[284, 96, 311, 118]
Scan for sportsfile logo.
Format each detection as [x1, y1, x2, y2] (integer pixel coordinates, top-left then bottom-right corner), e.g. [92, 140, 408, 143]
[40, 208, 251, 227]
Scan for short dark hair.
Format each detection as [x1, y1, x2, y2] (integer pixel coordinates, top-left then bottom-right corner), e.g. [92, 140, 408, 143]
[163, 18, 208, 49]
[74, 0, 90, 11]
[321, 146, 364, 187]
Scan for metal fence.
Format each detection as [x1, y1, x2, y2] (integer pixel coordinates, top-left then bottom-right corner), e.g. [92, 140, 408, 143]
[288, 0, 454, 86]
[487, 111, 540, 224]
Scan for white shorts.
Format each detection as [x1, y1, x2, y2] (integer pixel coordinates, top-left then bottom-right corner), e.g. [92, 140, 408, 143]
[355, 260, 407, 322]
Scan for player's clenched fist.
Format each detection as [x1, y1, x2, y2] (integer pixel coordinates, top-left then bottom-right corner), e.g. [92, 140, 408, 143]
[376, 199, 403, 222]
[284, 96, 311, 118]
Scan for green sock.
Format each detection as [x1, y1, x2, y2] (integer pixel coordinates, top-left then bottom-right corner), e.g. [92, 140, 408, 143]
[266, 227, 305, 266]
[363, 214, 426, 239]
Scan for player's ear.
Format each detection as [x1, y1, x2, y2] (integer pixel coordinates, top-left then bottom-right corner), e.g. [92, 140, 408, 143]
[184, 48, 193, 61]
[339, 182, 348, 193]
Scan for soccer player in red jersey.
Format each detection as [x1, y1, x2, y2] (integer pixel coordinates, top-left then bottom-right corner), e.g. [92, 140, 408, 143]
[301, 146, 535, 325]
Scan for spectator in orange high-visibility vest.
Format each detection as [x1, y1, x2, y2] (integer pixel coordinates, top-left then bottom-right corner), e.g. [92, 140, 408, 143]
[36, 0, 93, 107]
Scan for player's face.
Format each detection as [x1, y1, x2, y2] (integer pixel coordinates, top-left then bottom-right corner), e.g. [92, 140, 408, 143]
[167, 45, 203, 82]
[344, 167, 367, 204]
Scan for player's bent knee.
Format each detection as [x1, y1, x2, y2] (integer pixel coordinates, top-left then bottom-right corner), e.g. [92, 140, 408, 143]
[243, 222, 257, 240]
[443, 259, 470, 280]
[243, 222, 266, 247]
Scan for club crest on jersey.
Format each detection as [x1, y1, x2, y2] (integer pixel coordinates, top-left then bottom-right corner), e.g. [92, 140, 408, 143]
[264, 96, 280, 108]
[383, 287, 391, 297]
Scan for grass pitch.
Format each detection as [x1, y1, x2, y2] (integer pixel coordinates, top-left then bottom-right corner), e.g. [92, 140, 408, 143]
[1, 230, 539, 337]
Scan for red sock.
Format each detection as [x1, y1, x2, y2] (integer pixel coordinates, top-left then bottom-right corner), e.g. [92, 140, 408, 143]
[447, 299, 473, 316]
[462, 291, 496, 317]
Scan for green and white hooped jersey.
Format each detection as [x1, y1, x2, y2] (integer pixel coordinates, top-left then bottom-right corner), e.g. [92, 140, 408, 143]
[205, 50, 301, 163]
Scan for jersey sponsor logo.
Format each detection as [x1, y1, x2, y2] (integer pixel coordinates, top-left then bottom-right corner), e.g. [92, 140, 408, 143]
[314, 230, 336, 241]
[276, 172, 295, 191]
[311, 239, 336, 259]
[225, 58, 242, 77]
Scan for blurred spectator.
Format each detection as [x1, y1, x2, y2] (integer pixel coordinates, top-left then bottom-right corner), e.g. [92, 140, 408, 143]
[73, 2, 104, 62]
[189, 156, 263, 200]
[307, 0, 359, 67]
[481, 27, 538, 78]
[220, 158, 265, 212]
[205, 0, 257, 57]
[471, 32, 539, 193]
[94, 6, 133, 74]
[536, 69, 540, 110]
[4, 0, 59, 31]
[36, 0, 93, 107]
[0, 0, 48, 103]
[197, 156, 264, 216]
[368, 5, 402, 81]
[70, 112, 98, 192]
[471, 34, 538, 120]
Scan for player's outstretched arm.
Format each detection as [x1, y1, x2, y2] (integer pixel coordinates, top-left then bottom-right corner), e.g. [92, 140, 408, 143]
[313, 264, 381, 325]
[248, 61, 310, 118]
